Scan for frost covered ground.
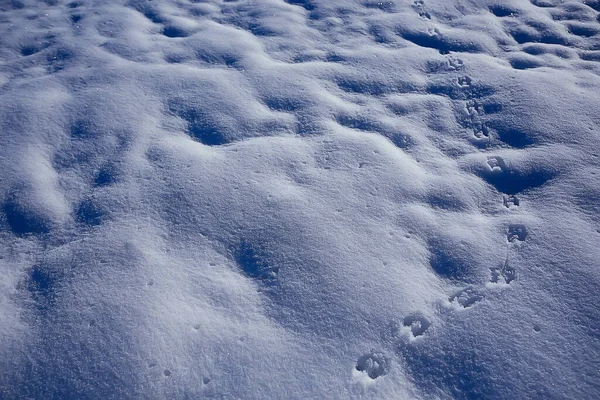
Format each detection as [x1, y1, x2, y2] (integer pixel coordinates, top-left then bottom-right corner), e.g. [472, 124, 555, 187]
[1, 0, 600, 398]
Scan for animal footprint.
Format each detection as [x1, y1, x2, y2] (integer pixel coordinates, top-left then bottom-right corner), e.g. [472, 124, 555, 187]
[457, 76, 472, 87]
[466, 100, 489, 139]
[403, 314, 431, 338]
[427, 27, 441, 37]
[356, 351, 390, 379]
[503, 195, 520, 208]
[412, 0, 431, 18]
[486, 156, 505, 172]
[507, 224, 527, 242]
[466, 100, 482, 115]
[490, 260, 516, 284]
[447, 56, 464, 70]
[448, 287, 484, 308]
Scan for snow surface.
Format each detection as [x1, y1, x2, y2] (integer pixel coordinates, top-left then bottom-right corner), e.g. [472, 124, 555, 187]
[1, 0, 600, 398]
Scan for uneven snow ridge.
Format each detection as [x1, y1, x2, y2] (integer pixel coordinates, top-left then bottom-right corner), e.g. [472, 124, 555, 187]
[1, 0, 600, 398]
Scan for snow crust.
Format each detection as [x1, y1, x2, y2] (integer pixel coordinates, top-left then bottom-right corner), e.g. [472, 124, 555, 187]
[1, 0, 599, 398]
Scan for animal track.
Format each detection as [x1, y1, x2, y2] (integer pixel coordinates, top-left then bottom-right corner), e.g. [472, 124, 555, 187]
[503, 195, 519, 208]
[507, 224, 527, 242]
[448, 287, 484, 308]
[425, 56, 464, 73]
[486, 156, 505, 172]
[356, 351, 390, 379]
[466, 100, 490, 139]
[490, 259, 516, 284]
[447, 56, 464, 70]
[413, 0, 431, 19]
[428, 78, 495, 100]
[403, 314, 431, 337]
[457, 76, 472, 88]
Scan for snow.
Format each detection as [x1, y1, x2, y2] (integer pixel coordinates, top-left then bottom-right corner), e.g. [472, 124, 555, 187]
[1, 0, 599, 398]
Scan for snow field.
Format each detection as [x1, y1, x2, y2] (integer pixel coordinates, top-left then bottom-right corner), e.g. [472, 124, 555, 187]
[1, 0, 599, 398]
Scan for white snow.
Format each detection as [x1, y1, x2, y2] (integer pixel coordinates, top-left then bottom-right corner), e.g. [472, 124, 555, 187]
[1, 0, 599, 398]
